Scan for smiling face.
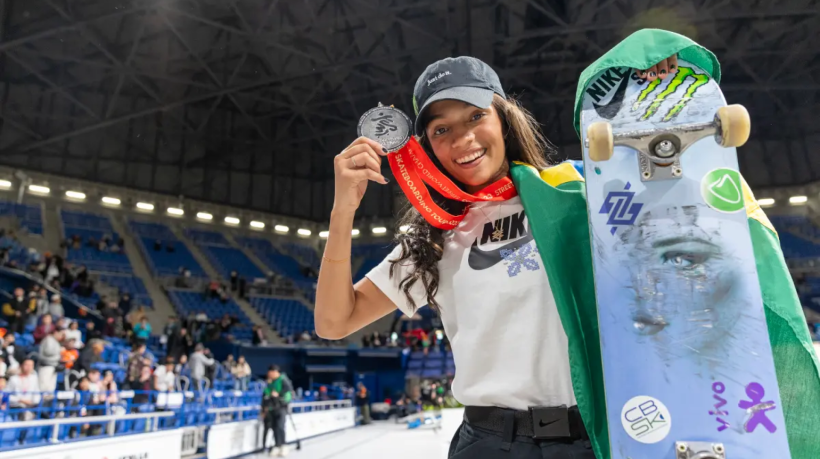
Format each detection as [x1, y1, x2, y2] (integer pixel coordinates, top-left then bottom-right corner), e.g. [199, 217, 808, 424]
[424, 100, 507, 193]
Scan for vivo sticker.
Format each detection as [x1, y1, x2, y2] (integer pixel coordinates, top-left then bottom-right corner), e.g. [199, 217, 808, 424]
[621, 395, 672, 444]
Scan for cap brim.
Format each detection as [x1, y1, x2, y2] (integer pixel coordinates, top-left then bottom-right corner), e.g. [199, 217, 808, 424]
[415, 86, 495, 136]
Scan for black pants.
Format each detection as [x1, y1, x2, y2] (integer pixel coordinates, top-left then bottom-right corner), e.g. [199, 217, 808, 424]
[264, 408, 287, 448]
[448, 422, 596, 459]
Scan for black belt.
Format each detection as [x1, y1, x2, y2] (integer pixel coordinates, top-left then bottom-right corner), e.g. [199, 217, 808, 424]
[464, 405, 587, 441]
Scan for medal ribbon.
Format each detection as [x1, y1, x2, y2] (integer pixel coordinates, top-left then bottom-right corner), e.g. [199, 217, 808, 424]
[388, 137, 517, 230]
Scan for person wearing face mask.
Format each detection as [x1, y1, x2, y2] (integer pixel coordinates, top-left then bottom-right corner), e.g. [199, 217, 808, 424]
[315, 29, 819, 459]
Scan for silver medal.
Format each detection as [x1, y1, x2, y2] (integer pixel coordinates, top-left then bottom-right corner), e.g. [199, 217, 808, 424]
[357, 103, 413, 152]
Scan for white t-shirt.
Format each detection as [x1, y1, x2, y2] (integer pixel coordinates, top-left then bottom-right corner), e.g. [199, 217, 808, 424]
[367, 197, 576, 411]
[7, 372, 41, 407]
[153, 366, 176, 392]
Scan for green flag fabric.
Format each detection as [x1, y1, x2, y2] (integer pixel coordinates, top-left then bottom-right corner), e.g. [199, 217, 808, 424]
[572, 28, 721, 137]
[513, 27, 820, 459]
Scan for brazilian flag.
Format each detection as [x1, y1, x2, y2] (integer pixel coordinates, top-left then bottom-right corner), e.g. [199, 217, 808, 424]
[510, 28, 820, 459]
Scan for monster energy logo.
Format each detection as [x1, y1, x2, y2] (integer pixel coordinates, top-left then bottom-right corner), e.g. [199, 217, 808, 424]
[632, 67, 709, 121]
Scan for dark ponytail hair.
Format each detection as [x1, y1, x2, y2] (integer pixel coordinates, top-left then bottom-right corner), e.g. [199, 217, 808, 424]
[389, 94, 554, 312]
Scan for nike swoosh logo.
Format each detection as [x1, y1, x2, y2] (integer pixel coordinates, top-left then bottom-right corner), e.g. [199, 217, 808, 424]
[539, 419, 559, 428]
[592, 74, 629, 119]
[468, 232, 534, 270]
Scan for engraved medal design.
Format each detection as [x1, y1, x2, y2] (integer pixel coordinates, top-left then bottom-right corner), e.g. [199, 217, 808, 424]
[357, 103, 413, 152]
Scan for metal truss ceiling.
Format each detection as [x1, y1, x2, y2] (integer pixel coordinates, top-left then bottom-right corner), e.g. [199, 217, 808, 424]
[0, 0, 817, 221]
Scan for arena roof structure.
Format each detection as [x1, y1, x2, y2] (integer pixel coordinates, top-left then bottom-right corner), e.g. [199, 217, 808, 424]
[0, 0, 816, 223]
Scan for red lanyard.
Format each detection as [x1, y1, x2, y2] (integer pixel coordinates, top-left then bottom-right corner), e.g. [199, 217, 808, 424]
[387, 137, 517, 230]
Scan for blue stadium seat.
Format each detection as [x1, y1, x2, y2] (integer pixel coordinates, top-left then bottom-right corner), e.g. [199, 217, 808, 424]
[248, 296, 315, 338]
[130, 221, 205, 278]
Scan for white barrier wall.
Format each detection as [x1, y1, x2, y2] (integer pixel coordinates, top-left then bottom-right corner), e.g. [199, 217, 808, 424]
[207, 420, 259, 459]
[0, 429, 184, 459]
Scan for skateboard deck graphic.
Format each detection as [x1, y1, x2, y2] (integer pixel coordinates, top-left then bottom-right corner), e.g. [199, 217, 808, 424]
[580, 61, 791, 458]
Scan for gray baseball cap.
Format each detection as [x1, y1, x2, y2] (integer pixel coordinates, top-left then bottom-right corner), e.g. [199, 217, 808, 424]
[412, 56, 506, 136]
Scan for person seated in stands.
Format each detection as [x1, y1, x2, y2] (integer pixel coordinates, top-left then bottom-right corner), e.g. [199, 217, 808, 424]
[61, 338, 79, 371]
[299, 330, 312, 342]
[154, 357, 176, 393]
[71, 235, 81, 250]
[71, 376, 92, 438]
[131, 366, 153, 409]
[166, 242, 175, 253]
[174, 354, 188, 376]
[75, 339, 104, 376]
[76, 265, 89, 283]
[125, 342, 146, 389]
[232, 356, 251, 392]
[85, 321, 102, 342]
[48, 294, 64, 319]
[230, 271, 239, 292]
[65, 321, 83, 348]
[102, 302, 121, 337]
[97, 238, 108, 252]
[3, 287, 34, 335]
[33, 314, 56, 344]
[7, 358, 40, 420]
[1, 334, 23, 376]
[86, 236, 96, 248]
[119, 293, 132, 317]
[132, 317, 152, 343]
[101, 370, 119, 406]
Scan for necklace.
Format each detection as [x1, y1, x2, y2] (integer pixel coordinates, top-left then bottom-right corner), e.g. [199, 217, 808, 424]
[475, 203, 504, 242]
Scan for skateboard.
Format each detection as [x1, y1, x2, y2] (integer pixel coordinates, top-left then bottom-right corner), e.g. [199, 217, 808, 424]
[580, 60, 791, 458]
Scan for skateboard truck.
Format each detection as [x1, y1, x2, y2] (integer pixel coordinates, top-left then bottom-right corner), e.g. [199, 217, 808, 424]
[585, 105, 751, 182]
[675, 441, 726, 459]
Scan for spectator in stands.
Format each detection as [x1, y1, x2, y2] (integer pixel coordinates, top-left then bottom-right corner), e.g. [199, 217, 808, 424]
[252, 325, 265, 346]
[131, 365, 153, 408]
[232, 356, 251, 391]
[133, 317, 152, 343]
[101, 370, 119, 404]
[48, 294, 64, 319]
[318, 385, 330, 401]
[125, 343, 146, 389]
[1, 334, 23, 375]
[102, 301, 121, 337]
[55, 316, 68, 331]
[33, 287, 48, 319]
[85, 320, 102, 342]
[166, 242, 175, 253]
[168, 327, 193, 361]
[7, 358, 40, 420]
[189, 344, 215, 391]
[38, 326, 64, 392]
[223, 354, 235, 370]
[175, 354, 188, 376]
[33, 314, 56, 344]
[61, 338, 79, 370]
[219, 314, 235, 336]
[154, 240, 162, 251]
[65, 320, 83, 348]
[154, 357, 176, 392]
[75, 339, 104, 375]
[3, 287, 34, 334]
[163, 316, 179, 351]
[119, 292, 133, 317]
[230, 271, 239, 292]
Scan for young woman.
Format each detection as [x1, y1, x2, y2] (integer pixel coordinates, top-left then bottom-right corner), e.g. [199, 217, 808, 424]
[316, 29, 817, 459]
[315, 33, 678, 458]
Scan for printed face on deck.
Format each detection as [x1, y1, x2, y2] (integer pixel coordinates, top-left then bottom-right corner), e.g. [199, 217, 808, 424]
[616, 205, 741, 359]
[424, 100, 506, 192]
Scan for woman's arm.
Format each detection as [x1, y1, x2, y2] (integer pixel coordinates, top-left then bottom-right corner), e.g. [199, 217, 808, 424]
[315, 137, 396, 339]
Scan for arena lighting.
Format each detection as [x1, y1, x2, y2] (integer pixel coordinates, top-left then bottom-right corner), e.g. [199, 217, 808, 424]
[274, 225, 289, 233]
[102, 196, 121, 206]
[0, 180, 12, 189]
[136, 202, 154, 211]
[65, 191, 86, 200]
[196, 212, 213, 221]
[224, 216, 240, 225]
[790, 196, 808, 205]
[758, 198, 775, 207]
[319, 231, 329, 238]
[250, 221, 265, 229]
[297, 228, 312, 236]
[28, 184, 50, 194]
[399, 225, 410, 233]
[351, 229, 360, 236]
[167, 207, 184, 216]
[372, 227, 387, 235]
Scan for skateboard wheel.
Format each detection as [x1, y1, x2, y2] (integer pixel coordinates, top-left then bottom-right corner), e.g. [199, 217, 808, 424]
[586, 121, 613, 162]
[716, 105, 750, 148]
